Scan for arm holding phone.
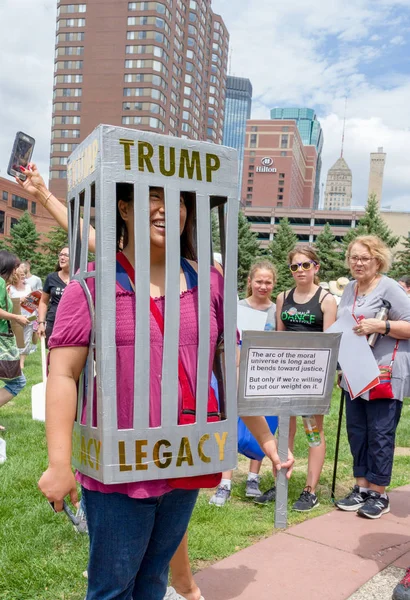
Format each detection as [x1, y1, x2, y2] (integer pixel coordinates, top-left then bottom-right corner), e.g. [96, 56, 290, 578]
[15, 164, 96, 253]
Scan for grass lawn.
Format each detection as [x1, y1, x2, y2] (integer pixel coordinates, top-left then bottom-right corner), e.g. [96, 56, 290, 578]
[1, 349, 410, 599]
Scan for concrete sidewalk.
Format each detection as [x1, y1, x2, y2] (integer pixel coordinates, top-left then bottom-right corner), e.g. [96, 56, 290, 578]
[195, 485, 410, 600]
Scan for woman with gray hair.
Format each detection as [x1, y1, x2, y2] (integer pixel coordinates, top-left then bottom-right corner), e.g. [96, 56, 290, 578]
[335, 235, 410, 519]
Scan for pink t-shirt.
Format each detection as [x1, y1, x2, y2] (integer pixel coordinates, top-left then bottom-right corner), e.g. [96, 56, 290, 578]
[49, 266, 225, 498]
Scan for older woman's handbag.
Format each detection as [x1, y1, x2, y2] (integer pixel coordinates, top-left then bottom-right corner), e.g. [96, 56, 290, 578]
[369, 341, 398, 400]
[0, 288, 21, 381]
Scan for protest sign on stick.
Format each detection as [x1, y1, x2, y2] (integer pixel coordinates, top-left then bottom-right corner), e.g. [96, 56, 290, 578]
[238, 330, 341, 528]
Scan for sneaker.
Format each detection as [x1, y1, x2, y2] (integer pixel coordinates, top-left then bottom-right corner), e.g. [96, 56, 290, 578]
[253, 486, 276, 505]
[164, 587, 205, 600]
[245, 477, 262, 498]
[292, 487, 319, 512]
[357, 491, 390, 519]
[392, 567, 410, 600]
[209, 484, 231, 507]
[335, 485, 369, 512]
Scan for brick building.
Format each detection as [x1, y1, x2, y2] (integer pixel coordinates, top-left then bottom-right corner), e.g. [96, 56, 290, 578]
[243, 204, 410, 251]
[0, 177, 55, 239]
[241, 120, 317, 210]
[50, 0, 229, 198]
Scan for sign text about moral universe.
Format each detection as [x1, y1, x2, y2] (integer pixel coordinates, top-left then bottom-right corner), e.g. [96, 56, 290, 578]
[245, 348, 330, 397]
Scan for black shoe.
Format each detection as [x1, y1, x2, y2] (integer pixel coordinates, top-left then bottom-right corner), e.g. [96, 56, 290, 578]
[292, 487, 319, 512]
[253, 486, 276, 505]
[392, 567, 410, 600]
[335, 485, 369, 512]
[357, 491, 390, 519]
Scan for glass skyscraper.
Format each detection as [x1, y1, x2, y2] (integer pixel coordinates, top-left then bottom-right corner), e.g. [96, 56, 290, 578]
[223, 76, 253, 191]
[270, 108, 324, 208]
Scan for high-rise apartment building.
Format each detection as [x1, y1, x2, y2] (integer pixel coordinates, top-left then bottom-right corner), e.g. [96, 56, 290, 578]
[323, 157, 352, 210]
[368, 147, 386, 206]
[270, 108, 323, 208]
[241, 120, 317, 210]
[223, 76, 252, 189]
[50, 0, 229, 198]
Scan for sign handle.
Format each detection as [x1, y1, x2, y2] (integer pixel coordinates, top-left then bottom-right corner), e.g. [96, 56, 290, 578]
[331, 388, 345, 500]
[275, 415, 290, 529]
[40, 336, 47, 385]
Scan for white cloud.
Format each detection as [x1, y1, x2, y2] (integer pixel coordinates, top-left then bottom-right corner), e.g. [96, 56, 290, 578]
[390, 35, 406, 44]
[0, 0, 409, 213]
[0, 1, 56, 184]
[213, 0, 410, 210]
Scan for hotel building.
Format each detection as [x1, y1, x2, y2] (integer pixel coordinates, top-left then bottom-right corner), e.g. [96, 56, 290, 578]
[241, 120, 317, 210]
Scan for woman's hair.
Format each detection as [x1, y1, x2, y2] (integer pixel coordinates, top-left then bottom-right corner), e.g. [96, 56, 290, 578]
[288, 244, 320, 285]
[55, 246, 69, 272]
[246, 260, 277, 297]
[0, 250, 20, 282]
[346, 235, 391, 273]
[116, 183, 197, 260]
[10, 263, 27, 287]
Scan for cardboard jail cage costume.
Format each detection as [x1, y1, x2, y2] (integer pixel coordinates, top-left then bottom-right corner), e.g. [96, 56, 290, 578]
[66, 125, 239, 485]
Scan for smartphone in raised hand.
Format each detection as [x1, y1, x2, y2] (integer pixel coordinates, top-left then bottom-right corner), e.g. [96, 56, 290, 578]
[7, 131, 35, 181]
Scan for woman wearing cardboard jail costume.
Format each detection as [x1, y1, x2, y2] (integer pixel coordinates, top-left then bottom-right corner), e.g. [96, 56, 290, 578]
[17, 164, 204, 600]
[30, 175, 294, 599]
[18, 163, 226, 600]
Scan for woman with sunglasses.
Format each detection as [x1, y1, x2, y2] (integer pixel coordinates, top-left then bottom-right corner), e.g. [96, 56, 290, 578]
[276, 245, 337, 512]
[37, 246, 70, 346]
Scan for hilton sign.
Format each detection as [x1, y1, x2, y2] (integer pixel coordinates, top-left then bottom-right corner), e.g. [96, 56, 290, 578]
[256, 157, 277, 173]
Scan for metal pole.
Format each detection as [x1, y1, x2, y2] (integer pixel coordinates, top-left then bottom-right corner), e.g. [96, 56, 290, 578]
[331, 388, 345, 500]
[275, 415, 290, 529]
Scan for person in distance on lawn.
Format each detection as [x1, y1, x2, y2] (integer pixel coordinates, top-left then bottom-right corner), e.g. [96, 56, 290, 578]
[0, 251, 29, 431]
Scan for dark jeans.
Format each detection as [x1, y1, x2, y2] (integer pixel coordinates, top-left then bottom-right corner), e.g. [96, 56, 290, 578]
[45, 321, 54, 348]
[82, 487, 199, 600]
[345, 392, 402, 487]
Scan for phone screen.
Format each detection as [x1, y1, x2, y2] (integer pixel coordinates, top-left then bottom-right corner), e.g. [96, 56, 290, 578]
[12, 138, 33, 171]
[8, 132, 35, 179]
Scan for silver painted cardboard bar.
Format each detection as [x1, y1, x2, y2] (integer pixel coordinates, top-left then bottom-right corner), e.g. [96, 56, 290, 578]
[66, 125, 239, 484]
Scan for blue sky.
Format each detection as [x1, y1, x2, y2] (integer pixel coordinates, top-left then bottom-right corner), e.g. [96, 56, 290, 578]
[0, 0, 409, 210]
[213, 0, 410, 209]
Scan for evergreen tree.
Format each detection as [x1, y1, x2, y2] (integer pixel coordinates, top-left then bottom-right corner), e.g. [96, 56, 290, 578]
[358, 194, 400, 248]
[342, 194, 399, 255]
[237, 211, 261, 297]
[266, 217, 298, 297]
[2, 212, 40, 261]
[211, 209, 221, 253]
[389, 236, 410, 279]
[315, 223, 347, 281]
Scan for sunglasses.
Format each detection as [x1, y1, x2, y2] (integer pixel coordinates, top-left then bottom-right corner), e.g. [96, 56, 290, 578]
[289, 261, 317, 273]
